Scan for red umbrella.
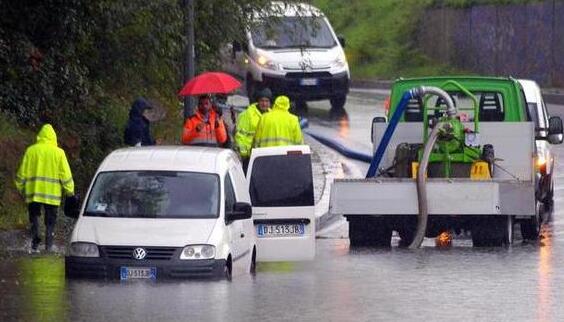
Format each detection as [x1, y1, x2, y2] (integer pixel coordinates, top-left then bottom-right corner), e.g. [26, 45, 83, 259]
[179, 72, 241, 96]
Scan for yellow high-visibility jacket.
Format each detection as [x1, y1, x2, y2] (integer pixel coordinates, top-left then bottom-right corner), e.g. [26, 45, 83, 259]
[234, 103, 269, 158]
[15, 124, 74, 206]
[253, 96, 303, 148]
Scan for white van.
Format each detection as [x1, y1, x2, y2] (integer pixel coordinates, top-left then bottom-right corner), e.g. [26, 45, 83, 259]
[65, 147, 256, 280]
[228, 2, 349, 112]
[247, 145, 315, 261]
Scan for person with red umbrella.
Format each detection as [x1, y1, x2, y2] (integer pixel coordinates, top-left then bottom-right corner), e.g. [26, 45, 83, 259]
[182, 94, 227, 147]
[179, 72, 240, 147]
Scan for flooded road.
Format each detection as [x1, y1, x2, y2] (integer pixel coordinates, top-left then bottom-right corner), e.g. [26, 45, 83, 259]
[2, 91, 564, 321]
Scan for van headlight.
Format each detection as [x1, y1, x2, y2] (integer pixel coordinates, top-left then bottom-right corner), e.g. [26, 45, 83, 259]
[180, 245, 216, 260]
[256, 55, 282, 71]
[69, 242, 99, 257]
[331, 56, 347, 69]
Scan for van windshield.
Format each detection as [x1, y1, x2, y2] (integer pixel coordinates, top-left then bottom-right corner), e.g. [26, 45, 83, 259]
[84, 171, 219, 218]
[251, 16, 336, 49]
[249, 154, 314, 207]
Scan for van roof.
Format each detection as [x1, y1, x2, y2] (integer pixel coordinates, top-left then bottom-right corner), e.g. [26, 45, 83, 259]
[266, 2, 322, 17]
[97, 146, 238, 174]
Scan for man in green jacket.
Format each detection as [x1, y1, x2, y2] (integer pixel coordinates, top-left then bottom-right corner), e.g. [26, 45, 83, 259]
[235, 88, 272, 171]
[15, 124, 74, 252]
[253, 95, 303, 148]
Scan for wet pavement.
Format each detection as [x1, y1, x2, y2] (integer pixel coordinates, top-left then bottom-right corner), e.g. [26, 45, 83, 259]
[2, 91, 564, 321]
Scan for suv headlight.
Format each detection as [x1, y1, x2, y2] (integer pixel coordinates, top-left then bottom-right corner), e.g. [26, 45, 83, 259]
[256, 55, 282, 71]
[69, 242, 99, 257]
[180, 245, 216, 260]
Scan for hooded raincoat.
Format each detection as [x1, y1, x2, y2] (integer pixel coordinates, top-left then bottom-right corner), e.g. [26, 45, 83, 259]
[124, 98, 155, 146]
[253, 96, 303, 148]
[235, 103, 269, 158]
[15, 124, 74, 206]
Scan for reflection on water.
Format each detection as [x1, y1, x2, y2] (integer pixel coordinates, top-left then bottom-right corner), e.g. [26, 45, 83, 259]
[16, 256, 68, 322]
[537, 224, 553, 322]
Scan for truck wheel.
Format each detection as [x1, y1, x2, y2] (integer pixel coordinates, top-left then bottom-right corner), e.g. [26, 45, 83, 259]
[472, 216, 513, 247]
[224, 257, 232, 280]
[520, 203, 541, 241]
[348, 216, 392, 248]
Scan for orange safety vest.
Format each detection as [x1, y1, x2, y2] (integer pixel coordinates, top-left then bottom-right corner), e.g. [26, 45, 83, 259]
[182, 110, 227, 146]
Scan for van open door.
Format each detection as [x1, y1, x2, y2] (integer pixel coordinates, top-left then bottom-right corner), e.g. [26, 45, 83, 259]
[247, 145, 315, 261]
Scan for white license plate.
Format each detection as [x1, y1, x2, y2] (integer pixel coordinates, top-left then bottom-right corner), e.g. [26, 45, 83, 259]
[300, 78, 318, 86]
[256, 223, 305, 237]
[120, 267, 156, 280]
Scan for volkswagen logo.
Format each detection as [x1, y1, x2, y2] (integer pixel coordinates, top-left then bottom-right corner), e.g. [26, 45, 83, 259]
[133, 247, 147, 260]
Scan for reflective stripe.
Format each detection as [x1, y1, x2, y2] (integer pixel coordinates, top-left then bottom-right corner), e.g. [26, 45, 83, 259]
[25, 176, 61, 184]
[61, 178, 73, 185]
[237, 128, 255, 136]
[25, 193, 62, 201]
[255, 137, 300, 146]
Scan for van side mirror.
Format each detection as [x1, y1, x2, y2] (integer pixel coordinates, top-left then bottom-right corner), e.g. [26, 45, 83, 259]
[64, 194, 80, 219]
[337, 35, 346, 48]
[548, 116, 564, 144]
[226, 202, 252, 221]
[371, 116, 387, 143]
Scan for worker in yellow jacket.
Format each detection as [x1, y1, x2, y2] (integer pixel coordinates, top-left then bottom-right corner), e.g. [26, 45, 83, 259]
[253, 95, 303, 148]
[15, 124, 74, 252]
[235, 88, 272, 171]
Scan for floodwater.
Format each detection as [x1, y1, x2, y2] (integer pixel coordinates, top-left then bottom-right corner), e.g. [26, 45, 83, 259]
[2, 92, 564, 322]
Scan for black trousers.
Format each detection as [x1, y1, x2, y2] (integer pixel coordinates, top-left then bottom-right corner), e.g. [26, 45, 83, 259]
[28, 202, 58, 249]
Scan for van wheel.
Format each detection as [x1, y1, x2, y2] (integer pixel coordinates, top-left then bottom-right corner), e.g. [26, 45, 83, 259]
[224, 257, 232, 280]
[250, 248, 257, 275]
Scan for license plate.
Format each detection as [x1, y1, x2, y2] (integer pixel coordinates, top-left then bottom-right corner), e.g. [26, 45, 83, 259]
[256, 223, 305, 237]
[120, 267, 156, 280]
[300, 78, 318, 86]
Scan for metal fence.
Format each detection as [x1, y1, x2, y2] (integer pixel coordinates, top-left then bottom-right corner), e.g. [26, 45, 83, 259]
[418, 1, 564, 87]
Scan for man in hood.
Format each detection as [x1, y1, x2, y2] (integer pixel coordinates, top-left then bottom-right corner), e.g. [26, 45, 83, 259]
[253, 95, 303, 148]
[124, 97, 155, 146]
[15, 124, 74, 252]
[235, 88, 272, 171]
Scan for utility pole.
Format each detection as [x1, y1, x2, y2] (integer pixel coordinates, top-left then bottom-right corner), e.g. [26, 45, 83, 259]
[184, 0, 196, 119]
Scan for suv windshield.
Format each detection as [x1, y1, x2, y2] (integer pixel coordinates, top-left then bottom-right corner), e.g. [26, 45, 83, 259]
[249, 154, 314, 207]
[251, 16, 336, 49]
[85, 171, 219, 218]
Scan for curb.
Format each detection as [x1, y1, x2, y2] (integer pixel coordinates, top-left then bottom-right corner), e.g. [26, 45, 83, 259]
[350, 79, 564, 105]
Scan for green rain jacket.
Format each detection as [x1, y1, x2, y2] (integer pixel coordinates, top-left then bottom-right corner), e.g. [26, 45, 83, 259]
[253, 96, 303, 148]
[234, 103, 269, 158]
[15, 124, 74, 206]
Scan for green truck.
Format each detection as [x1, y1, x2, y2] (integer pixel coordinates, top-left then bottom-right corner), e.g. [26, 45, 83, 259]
[329, 76, 563, 247]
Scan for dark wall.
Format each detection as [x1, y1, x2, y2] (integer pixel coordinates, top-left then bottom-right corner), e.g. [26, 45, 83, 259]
[418, 1, 564, 87]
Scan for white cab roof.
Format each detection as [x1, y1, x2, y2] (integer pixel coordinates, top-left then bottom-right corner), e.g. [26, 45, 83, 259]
[97, 146, 238, 174]
[518, 79, 543, 104]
